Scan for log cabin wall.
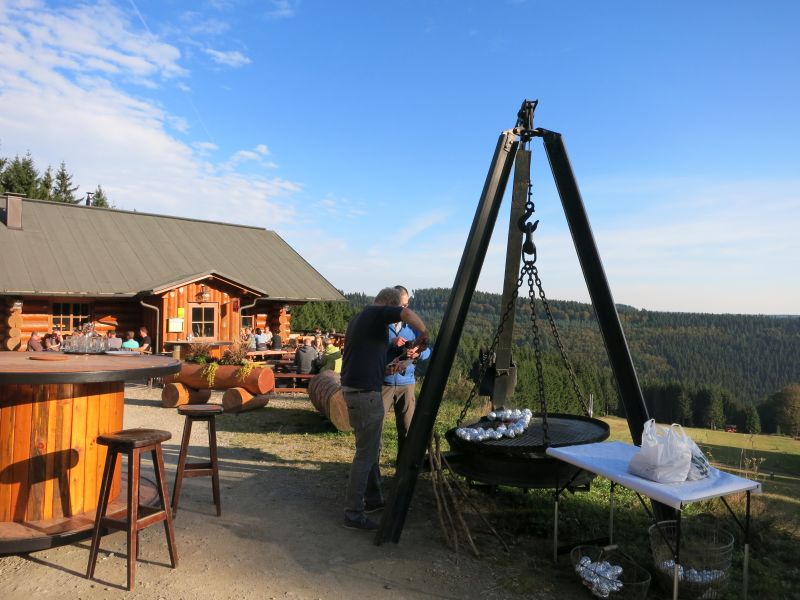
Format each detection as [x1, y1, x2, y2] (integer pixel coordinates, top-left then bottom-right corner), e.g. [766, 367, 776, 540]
[253, 304, 291, 341]
[158, 281, 250, 351]
[0, 296, 145, 351]
[1, 299, 22, 351]
[0, 292, 299, 352]
[94, 300, 143, 337]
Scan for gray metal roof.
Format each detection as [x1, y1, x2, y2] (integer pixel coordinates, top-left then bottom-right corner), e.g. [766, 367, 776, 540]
[0, 198, 344, 302]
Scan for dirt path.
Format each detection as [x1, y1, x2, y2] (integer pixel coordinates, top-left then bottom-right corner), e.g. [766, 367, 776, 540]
[0, 385, 575, 600]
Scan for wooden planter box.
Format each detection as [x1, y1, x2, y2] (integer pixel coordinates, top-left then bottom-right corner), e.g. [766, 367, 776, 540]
[162, 362, 275, 410]
[170, 362, 275, 395]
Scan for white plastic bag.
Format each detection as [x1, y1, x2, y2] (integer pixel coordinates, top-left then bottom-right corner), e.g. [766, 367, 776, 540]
[686, 439, 710, 481]
[628, 420, 692, 483]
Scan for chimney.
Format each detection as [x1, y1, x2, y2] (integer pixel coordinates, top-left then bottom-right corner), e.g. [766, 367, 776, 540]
[3, 193, 24, 230]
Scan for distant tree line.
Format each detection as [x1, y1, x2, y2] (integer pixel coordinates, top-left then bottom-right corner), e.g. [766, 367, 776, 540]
[0, 151, 111, 207]
[289, 295, 356, 333]
[320, 288, 799, 435]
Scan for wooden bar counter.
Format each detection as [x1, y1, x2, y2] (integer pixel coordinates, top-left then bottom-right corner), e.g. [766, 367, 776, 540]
[0, 353, 180, 553]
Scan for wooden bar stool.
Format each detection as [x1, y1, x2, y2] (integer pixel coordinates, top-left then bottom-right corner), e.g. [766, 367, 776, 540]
[86, 428, 177, 591]
[172, 404, 224, 517]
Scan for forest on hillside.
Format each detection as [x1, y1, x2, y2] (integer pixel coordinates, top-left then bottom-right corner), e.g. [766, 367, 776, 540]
[290, 288, 800, 435]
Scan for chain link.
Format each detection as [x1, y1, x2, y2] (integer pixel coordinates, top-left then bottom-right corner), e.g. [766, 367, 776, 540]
[456, 271, 523, 426]
[523, 261, 550, 446]
[456, 137, 589, 435]
[530, 266, 591, 416]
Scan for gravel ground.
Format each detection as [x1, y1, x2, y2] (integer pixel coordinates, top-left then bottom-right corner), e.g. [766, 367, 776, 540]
[0, 384, 569, 600]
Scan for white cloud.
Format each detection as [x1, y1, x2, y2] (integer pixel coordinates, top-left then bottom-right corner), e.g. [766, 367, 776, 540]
[204, 47, 251, 68]
[0, 0, 299, 228]
[265, 0, 298, 20]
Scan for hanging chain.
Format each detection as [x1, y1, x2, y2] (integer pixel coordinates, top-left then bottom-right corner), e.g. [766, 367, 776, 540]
[522, 261, 550, 446]
[457, 271, 523, 426]
[530, 265, 591, 416]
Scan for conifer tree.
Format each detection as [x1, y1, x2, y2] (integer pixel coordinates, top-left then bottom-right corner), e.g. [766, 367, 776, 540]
[91, 185, 111, 208]
[52, 161, 79, 203]
[35, 166, 54, 200]
[0, 153, 39, 196]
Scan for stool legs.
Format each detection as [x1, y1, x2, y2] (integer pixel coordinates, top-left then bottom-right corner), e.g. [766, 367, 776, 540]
[86, 443, 177, 591]
[127, 448, 140, 589]
[209, 417, 221, 516]
[86, 448, 118, 580]
[172, 415, 222, 517]
[153, 444, 178, 568]
[171, 416, 193, 516]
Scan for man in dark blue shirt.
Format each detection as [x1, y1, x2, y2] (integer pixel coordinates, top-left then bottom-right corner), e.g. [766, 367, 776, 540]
[341, 287, 428, 531]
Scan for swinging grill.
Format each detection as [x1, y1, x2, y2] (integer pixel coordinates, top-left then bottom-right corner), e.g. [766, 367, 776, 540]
[445, 414, 609, 488]
[377, 100, 655, 545]
[439, 99, 610, 488]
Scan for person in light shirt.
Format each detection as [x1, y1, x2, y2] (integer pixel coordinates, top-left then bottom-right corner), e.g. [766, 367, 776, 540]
[121, 331, 140, 350]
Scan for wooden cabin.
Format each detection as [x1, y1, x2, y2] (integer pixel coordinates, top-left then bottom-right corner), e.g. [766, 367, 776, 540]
[0, 194, 344, 352]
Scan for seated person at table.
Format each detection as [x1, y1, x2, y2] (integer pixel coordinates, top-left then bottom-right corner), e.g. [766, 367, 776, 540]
[254, 328, 272, 350]
[314, 336, 342, 374]
[294, 336, 318, 374]
[271, 332, 282, 350]
[26, 331, 45, 351]
[106, 330, 123, 349]
[121, 330, 140, 350]
[138, 326, 152, 353]
[44, 330, 62, 351]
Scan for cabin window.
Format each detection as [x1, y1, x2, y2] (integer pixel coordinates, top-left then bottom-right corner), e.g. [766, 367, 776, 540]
[52, 302, 91, 332]
[240, 308, 254, 331]
[190, 303, 217, 339]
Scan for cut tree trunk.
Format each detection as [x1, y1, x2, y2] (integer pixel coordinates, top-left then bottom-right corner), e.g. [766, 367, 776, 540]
[308, 372, 351, 432]
[221, 387, 270, 413]
[161, 382, 212, 408]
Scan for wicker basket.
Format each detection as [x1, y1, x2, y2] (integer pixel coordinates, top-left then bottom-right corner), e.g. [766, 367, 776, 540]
[649, 518, 734, 599]
[570, 545, 651, 599]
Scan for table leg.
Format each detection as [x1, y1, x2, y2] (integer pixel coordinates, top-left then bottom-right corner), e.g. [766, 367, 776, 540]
[673, 510, 682, 600]
[609, 481, 615, 545]
[744, 490, 750, 600]
[553, 493, 559, 563]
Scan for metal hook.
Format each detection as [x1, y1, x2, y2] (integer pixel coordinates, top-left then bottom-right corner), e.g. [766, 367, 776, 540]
[522, 220, 538, 262]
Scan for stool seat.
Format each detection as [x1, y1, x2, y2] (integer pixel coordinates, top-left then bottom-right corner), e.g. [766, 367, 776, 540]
[97, 428, 171, 448]
[177, 404, 224, 416]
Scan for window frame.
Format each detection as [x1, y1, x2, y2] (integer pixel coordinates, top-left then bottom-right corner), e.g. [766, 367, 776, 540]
[189, 302, 219, 340]
[51, 301, 92, 333]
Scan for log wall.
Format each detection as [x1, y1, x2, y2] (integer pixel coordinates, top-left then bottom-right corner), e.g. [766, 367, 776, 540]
[0, 291, 298, 353]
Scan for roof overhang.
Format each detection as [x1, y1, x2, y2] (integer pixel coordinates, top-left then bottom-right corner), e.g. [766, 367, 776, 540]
[146, 271, 268, 297]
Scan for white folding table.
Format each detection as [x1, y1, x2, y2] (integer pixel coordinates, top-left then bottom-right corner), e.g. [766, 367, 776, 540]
[546, 441, 761, 600]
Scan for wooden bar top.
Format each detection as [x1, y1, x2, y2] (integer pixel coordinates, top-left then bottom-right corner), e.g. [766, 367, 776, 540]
[0, 353, 181, 385]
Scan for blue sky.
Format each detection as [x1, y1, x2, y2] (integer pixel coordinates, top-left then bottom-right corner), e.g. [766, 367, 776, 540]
[1, 0, 798, 314]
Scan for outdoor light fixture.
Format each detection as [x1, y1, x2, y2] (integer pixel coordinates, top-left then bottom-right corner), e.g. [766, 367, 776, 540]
[197, 285, 211, 302]
[12, 299, 23, 311]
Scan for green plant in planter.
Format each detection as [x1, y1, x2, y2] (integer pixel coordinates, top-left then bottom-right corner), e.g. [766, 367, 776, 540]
[202, 362, 219, 387]
[219, 342, 255, 381]
[219, 342, 249, 365]
[185, 342, 213, 364]
[236, 361, 255, 381]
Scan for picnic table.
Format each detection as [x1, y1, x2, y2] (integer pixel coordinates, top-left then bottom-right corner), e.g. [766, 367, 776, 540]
[246, 349, 285, 361]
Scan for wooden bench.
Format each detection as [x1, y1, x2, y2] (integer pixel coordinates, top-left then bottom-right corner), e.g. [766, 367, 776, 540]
[271, 373, 314, 394]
